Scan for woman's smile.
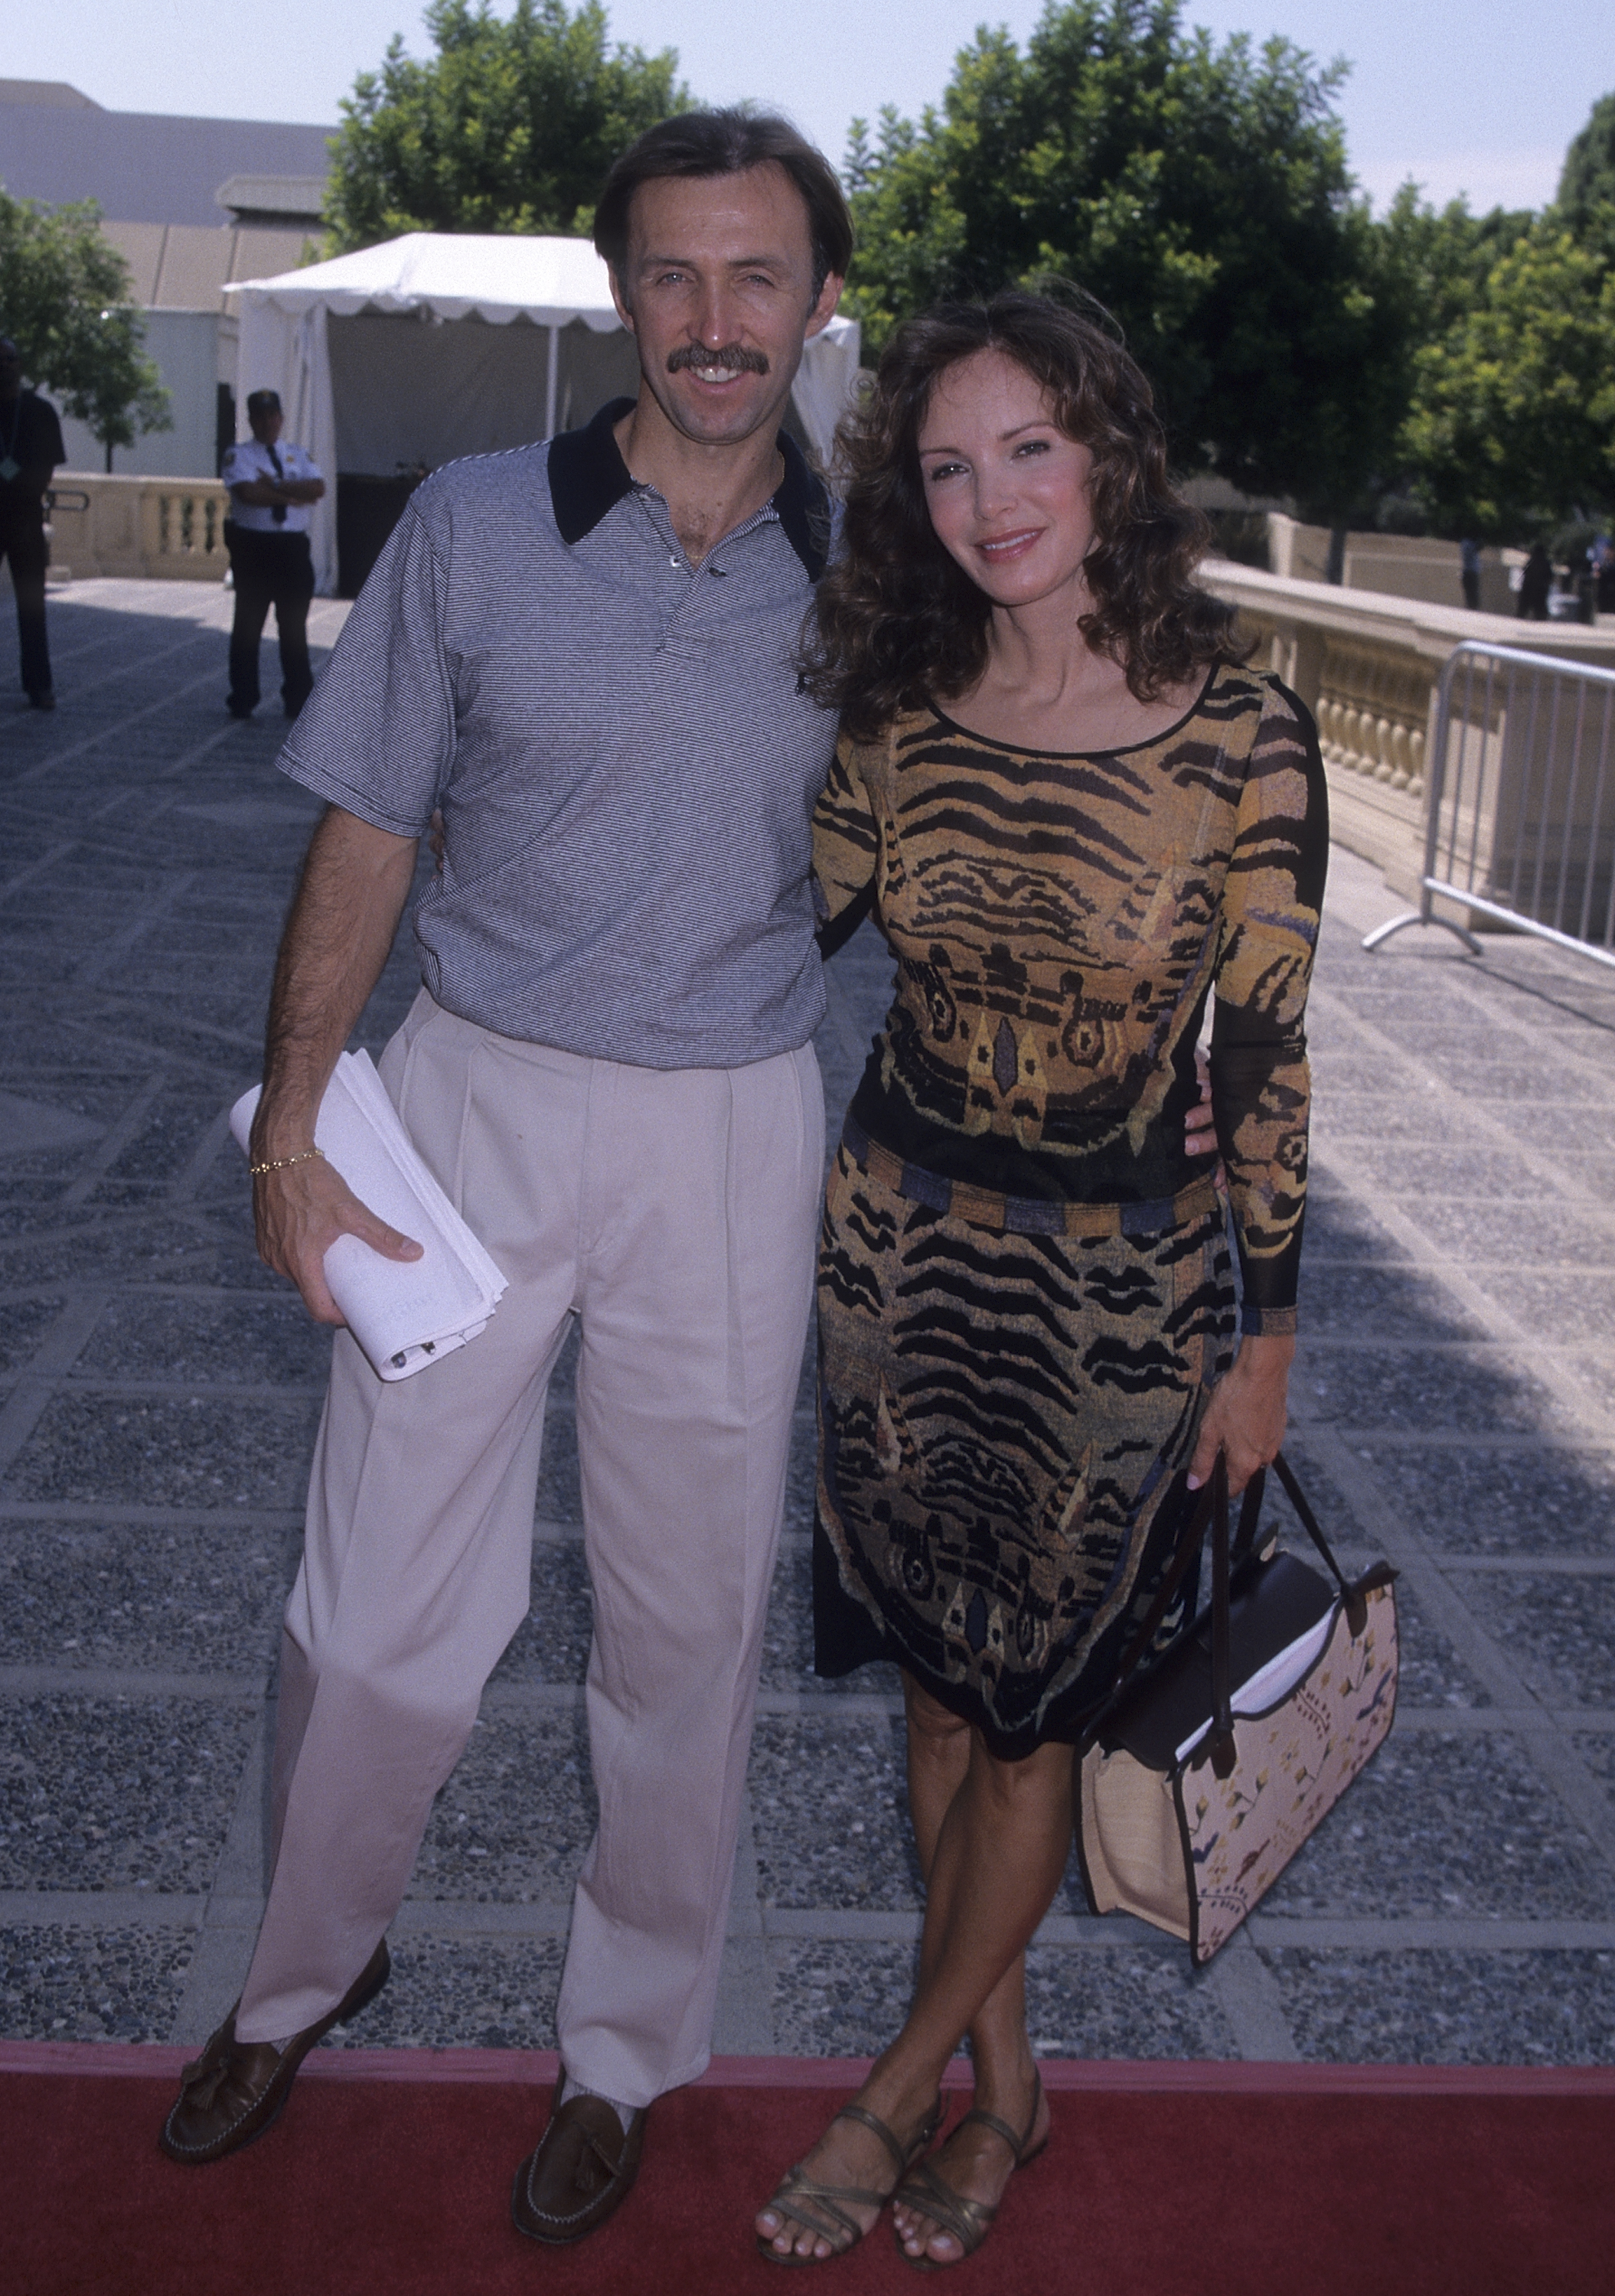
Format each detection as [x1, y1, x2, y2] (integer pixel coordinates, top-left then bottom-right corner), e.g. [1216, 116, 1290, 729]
[974, 526, 1045, 563]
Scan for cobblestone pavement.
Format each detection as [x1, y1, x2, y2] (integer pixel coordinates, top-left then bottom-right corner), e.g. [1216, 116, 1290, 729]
[2, 580, 1611, 2066]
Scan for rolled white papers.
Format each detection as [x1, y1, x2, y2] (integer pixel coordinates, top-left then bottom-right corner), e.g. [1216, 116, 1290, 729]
[230, 1051, 507, 1382]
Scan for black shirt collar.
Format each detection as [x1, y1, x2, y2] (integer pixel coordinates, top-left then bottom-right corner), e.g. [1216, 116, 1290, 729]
[546, 395, 831, 581]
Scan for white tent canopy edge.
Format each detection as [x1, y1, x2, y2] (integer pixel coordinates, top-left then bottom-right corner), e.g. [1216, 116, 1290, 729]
[227, 232, 861, 597]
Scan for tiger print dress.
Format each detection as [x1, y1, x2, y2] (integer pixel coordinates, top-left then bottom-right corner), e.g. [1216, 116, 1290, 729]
[811, 662, 1329, 1759]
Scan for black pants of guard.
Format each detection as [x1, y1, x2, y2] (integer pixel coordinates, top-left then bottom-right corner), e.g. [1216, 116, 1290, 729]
[226, 527, 315, 718]
[1, 512, 51, 699]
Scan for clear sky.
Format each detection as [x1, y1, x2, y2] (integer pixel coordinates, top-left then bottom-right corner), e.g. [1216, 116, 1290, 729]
[8, 0, 1611, 214]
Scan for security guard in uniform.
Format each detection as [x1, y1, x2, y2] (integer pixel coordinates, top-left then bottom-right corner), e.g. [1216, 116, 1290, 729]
[222, 389, 325, 719]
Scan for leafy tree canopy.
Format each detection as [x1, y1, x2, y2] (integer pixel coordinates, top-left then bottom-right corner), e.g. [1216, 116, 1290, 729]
[317, 5, 1613, 541]
[1375, 187, 1535, 345]
[1558, 89, 1615, 246]
[0, 189, 169, 453]
[839, 0, 1409, 520]
[325, 0, 687, 247]
[1400, 217, 1614, 538]
[1386, 89, 1615, 537]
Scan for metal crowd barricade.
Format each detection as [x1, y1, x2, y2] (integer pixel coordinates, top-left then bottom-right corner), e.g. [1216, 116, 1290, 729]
[1364, 641, 1615, 971]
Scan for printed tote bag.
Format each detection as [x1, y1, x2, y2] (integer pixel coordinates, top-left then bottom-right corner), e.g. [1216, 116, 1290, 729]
[1075, 1453, 1399, 1965]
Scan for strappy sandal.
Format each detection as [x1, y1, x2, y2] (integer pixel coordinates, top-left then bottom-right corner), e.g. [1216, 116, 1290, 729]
[757, 2095, 945, 2267]
[891, 2072, 1046, 2272]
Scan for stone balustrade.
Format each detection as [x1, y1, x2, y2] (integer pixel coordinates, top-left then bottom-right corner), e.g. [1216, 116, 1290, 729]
[44, 471, 231, 584]
[1313, 638, 1433, 797]
[1201, 560, 1615, 899]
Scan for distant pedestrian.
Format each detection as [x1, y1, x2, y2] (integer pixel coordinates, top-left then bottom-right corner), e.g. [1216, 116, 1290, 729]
[1517, 541, 1552, 621]
[1459, 537, 1481, 612]
[0, 335, 65, 710]
[221, 390, 325, 719]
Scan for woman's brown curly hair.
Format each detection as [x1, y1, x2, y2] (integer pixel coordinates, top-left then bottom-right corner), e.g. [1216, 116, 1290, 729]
[804, 291, 1241, 741]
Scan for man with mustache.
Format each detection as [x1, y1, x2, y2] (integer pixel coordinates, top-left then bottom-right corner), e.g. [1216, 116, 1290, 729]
[159, 110, 849, 2245]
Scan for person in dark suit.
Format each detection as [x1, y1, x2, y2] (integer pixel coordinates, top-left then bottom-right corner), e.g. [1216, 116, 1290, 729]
[221, 389, 325, 719]
[0, 336, 66, 709]
[1517, 541, 1553, 621]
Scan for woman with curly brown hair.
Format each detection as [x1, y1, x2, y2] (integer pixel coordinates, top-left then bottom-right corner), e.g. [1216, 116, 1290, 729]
[755, 291, 1327, 2269]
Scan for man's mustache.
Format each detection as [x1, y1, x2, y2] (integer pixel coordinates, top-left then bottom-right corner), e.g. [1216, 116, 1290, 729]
[666, 342, 770, 377]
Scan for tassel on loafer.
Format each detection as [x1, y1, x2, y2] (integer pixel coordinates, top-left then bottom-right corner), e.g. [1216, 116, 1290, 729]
[159, 1939, 392, 2165]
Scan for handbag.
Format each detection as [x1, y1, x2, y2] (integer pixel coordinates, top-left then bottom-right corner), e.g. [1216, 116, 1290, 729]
[1074, 1451, 1399, 1965]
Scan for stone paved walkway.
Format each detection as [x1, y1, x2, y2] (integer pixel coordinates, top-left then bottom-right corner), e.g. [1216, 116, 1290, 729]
[2, 580, 1611, 2066]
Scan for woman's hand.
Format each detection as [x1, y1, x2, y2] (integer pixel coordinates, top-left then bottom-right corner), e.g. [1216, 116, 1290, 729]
[1185, 1046, 1216, 1155]
[1188, 1332, 1294, 1495]
[1184, 1047, 1225, 1192]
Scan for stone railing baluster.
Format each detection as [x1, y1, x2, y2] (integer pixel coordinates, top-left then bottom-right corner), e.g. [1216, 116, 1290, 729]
[1202, 559, 1615, 902]
[47, 472, 232, 585]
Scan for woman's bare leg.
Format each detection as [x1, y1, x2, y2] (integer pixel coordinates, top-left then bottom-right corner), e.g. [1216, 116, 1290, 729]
[888, 1693, 1061, 2264]
[755, 1681, 1069, 2262]
[903, 1677, 1043, 2129]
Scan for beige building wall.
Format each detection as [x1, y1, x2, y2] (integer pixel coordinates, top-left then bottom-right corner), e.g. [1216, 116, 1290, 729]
[1266, 516, 1522, 616]
[99, 218, 314, 311]
[52, 220, 316, 479]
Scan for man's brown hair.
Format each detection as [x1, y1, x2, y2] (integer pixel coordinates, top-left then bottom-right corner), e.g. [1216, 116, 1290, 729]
[594, 109, 853, 299]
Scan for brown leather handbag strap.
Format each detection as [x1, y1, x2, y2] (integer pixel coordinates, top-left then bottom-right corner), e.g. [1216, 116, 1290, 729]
[1207, 1455, 1237, 1775]
[1269, 1451, 1398, 1636]
[1108, 1459, 1266, 1692]
[1076, 1447, 1393, 1762]
[1230, 1463, 1268, 1564]
[1204, 1451, 1400, 1772]
[1270, 1452, 1352, 1599]
[1080, 1456, 1253, 1753]
[1101, 1473, 1214, 1704]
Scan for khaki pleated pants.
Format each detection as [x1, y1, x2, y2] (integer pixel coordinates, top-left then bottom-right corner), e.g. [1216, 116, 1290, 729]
[233, 992, 824, 2106]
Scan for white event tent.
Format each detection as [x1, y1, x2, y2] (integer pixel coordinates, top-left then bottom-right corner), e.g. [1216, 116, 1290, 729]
[226, 232, 861, 595]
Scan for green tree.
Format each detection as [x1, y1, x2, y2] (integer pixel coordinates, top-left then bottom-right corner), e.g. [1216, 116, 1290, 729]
[1558, 90, 1615, 242]
[1375, 186, 1535, 344]
[1554, 89, 1615, 289]
[840, 0, 1414, 530]
[0, 189, 169, 468]
[325, 0, 688, 248]
[1401, 217, 1615, 537]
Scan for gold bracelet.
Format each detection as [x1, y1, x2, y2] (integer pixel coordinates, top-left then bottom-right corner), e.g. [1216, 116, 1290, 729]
[249, 1148, 325, 1176]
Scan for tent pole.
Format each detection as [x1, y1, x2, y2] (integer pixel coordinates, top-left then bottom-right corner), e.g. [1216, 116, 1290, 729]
[545, 325, 560, 440]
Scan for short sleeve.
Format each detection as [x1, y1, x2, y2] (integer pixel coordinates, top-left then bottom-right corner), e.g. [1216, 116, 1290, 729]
[811, 727, 881, 957]
[276, 498, 455, 837]
[1208, 680, 1330, 1334]
[220, 445, 253, 488]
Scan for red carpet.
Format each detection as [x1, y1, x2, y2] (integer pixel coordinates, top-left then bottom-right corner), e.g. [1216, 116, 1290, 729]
[4, 2045, 1610, 2295]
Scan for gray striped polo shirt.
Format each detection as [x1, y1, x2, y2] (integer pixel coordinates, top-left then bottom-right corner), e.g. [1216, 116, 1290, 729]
[278, 399, 838, 1069]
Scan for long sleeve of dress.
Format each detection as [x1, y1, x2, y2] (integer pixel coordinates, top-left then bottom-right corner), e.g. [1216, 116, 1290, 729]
[1208, 681, 1330, 1336]
[811, 729, 880, 958]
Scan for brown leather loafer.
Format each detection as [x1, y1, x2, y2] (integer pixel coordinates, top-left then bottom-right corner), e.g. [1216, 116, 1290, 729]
[158, 1939, 390, 2165]
[511, 2073, 648, 2245]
